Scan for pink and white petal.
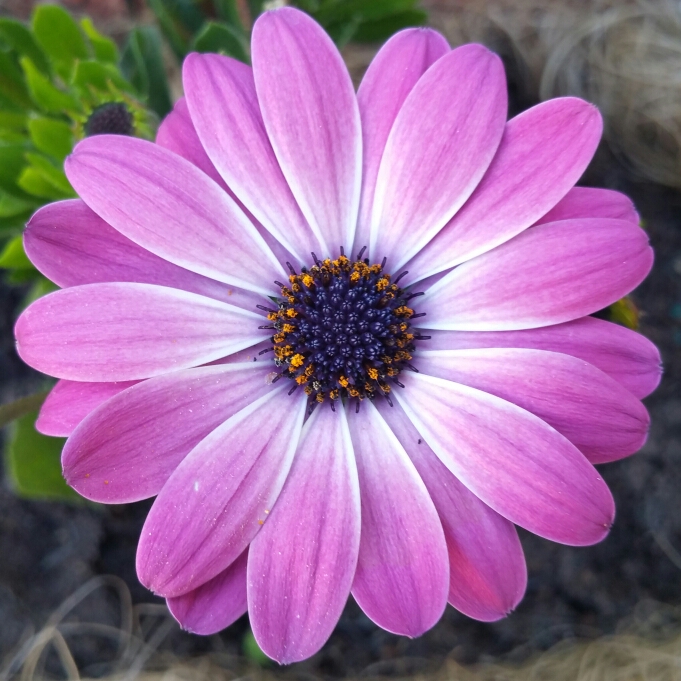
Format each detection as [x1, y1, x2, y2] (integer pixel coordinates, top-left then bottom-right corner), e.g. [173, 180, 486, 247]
[405, 98, 603, 284]
[354, 28, 449, 255]
[37, 378, 138, 437]
[62, 363, 274, 503]
[422, 218, 653, 331]
[15, 283, 266, 381]
[370, 44, 507, 270]
[155, 97, 227, 188]
[183, 54, 322, 262]
[24, 199, 264, 310]
[137, 387, 306, 597]
[248, 407, 360, 664]
[534, 187, 640, 226]
[422, 317, 662, 399]
[394, 373, 615, 546]
[376, 400, 526, 621]
[65, 136, 283, 295]
[418, 348, 649, 464]
[167, 549, 248, 635]
[252, 8, 361, 254]
[348, 400, 449, 637]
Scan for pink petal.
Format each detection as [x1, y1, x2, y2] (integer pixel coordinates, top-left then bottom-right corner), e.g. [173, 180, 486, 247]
[15, 283, 266, 381]
[155, 97, 227, 188]
[183, 54, 322, 262]
[348, 400, 449, 637]
[248, 407, 360, 664]
[423, 317, 661, 399]
[62, 363, 275, 503]
[24, 199, 263, 310]
[156, 97, 300, 269]
[167, 549, 248, 635]
[370, 43, 507, 270]
[406, 98, 603, 284]
[418, 348, 649, 464]
[137, 388, 306, 597]
[534, 187, 640, 225]
[64, 135, 283, 296]
[37, 378, 138, 437]
[376, 400, 526, 622]
[422, 218, 653, 330]
[395, 373, 615, 546]
[354, 28, 449, 256]
[252, 8, 361, 254]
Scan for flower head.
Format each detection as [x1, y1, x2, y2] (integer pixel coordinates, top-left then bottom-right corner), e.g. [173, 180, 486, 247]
[15, 8, 660, 664]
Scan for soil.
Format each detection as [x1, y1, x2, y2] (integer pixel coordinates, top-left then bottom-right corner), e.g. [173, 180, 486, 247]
[1, 19, 681, 681]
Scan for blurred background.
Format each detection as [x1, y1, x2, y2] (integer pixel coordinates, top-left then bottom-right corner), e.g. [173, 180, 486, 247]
[0, 0, 680, 678]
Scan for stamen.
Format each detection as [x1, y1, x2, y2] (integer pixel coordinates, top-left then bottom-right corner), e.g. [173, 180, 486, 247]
[263, 248, 428, 412]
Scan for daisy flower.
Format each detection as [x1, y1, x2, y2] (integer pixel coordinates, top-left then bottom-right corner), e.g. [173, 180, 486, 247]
[15, 7, 659, 664]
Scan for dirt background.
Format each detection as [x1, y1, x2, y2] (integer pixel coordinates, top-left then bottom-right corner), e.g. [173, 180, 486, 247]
[0, 0, 680, 677]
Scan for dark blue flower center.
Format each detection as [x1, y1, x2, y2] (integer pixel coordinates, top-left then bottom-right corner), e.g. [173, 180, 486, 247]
[85, 102, 134, 137]
[258, 249, 429, 413]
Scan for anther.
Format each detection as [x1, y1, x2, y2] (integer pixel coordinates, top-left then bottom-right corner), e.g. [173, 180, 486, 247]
[406, 292, 424, 301]
[288, 384, 299, 395]
[392, 378, 405, 388]
[393, 270, 409, 284]
[381, 256, 387, 268]
[410, 312, 427, 319]
[413, 334, 431, 340]
[257, 305, 277, 313]
[258, 325, 275, 330]
[311, 252, 321, 265]
[259, 347, 274, 355]
[407, 364, 419, 373]
[339, 246, 345, 256]
[274, 280, 286, 288]
[356, 246, 367, 260]
[286, 262, 297, 275]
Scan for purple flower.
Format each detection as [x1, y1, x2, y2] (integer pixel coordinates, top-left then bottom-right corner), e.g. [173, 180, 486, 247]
[15, 7, 659, 664]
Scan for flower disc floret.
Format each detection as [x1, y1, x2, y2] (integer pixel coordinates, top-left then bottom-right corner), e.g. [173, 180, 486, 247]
[262, 251, 427, 410]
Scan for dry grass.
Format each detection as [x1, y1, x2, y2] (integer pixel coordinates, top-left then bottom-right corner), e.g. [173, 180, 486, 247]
[424, 0, 681, 189]
[2, 577, 681, 681]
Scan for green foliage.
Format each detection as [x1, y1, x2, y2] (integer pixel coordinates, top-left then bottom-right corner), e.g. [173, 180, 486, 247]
[0, 234, 32, 269]
[121, 26, 172, 118]
[243, 628, 273, 666]
[192, 21, 249, 62]
[4, 409, 81, 502]
[145, 0, 428, 70]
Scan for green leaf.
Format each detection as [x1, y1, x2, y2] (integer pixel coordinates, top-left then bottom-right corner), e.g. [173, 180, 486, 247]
[32, 5, 90, 79]
[0, 110, 28, 130]
[72, 60, 133, 95]
[0, 17, 50, 74]
[325, 14, 361, 48]
[17, 167, 65, 199]
[213, 0, 245, 30]
[28, 117, 74, 162]
[191, 21, 249, 63]
[242, 628, 272, 666]
[0, 190, 35, 219]
[0, 391, 50, 430]
[311, 0, 419, 25]
[0, 52, 33, 109]
[353, 9, 427, 42]
[0, 234, 32, 269]
[4, 409, 81, 503]
[0, 142, 31, 193]
[80, 17, 118, 63]
[23, 152, 74, 195]
[21, 57, 81, 114]
[147, 0, 191, 62]
[121, 26, 172, 118]
[247, 0, 265, 21]
[22, 276, 58, 308]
